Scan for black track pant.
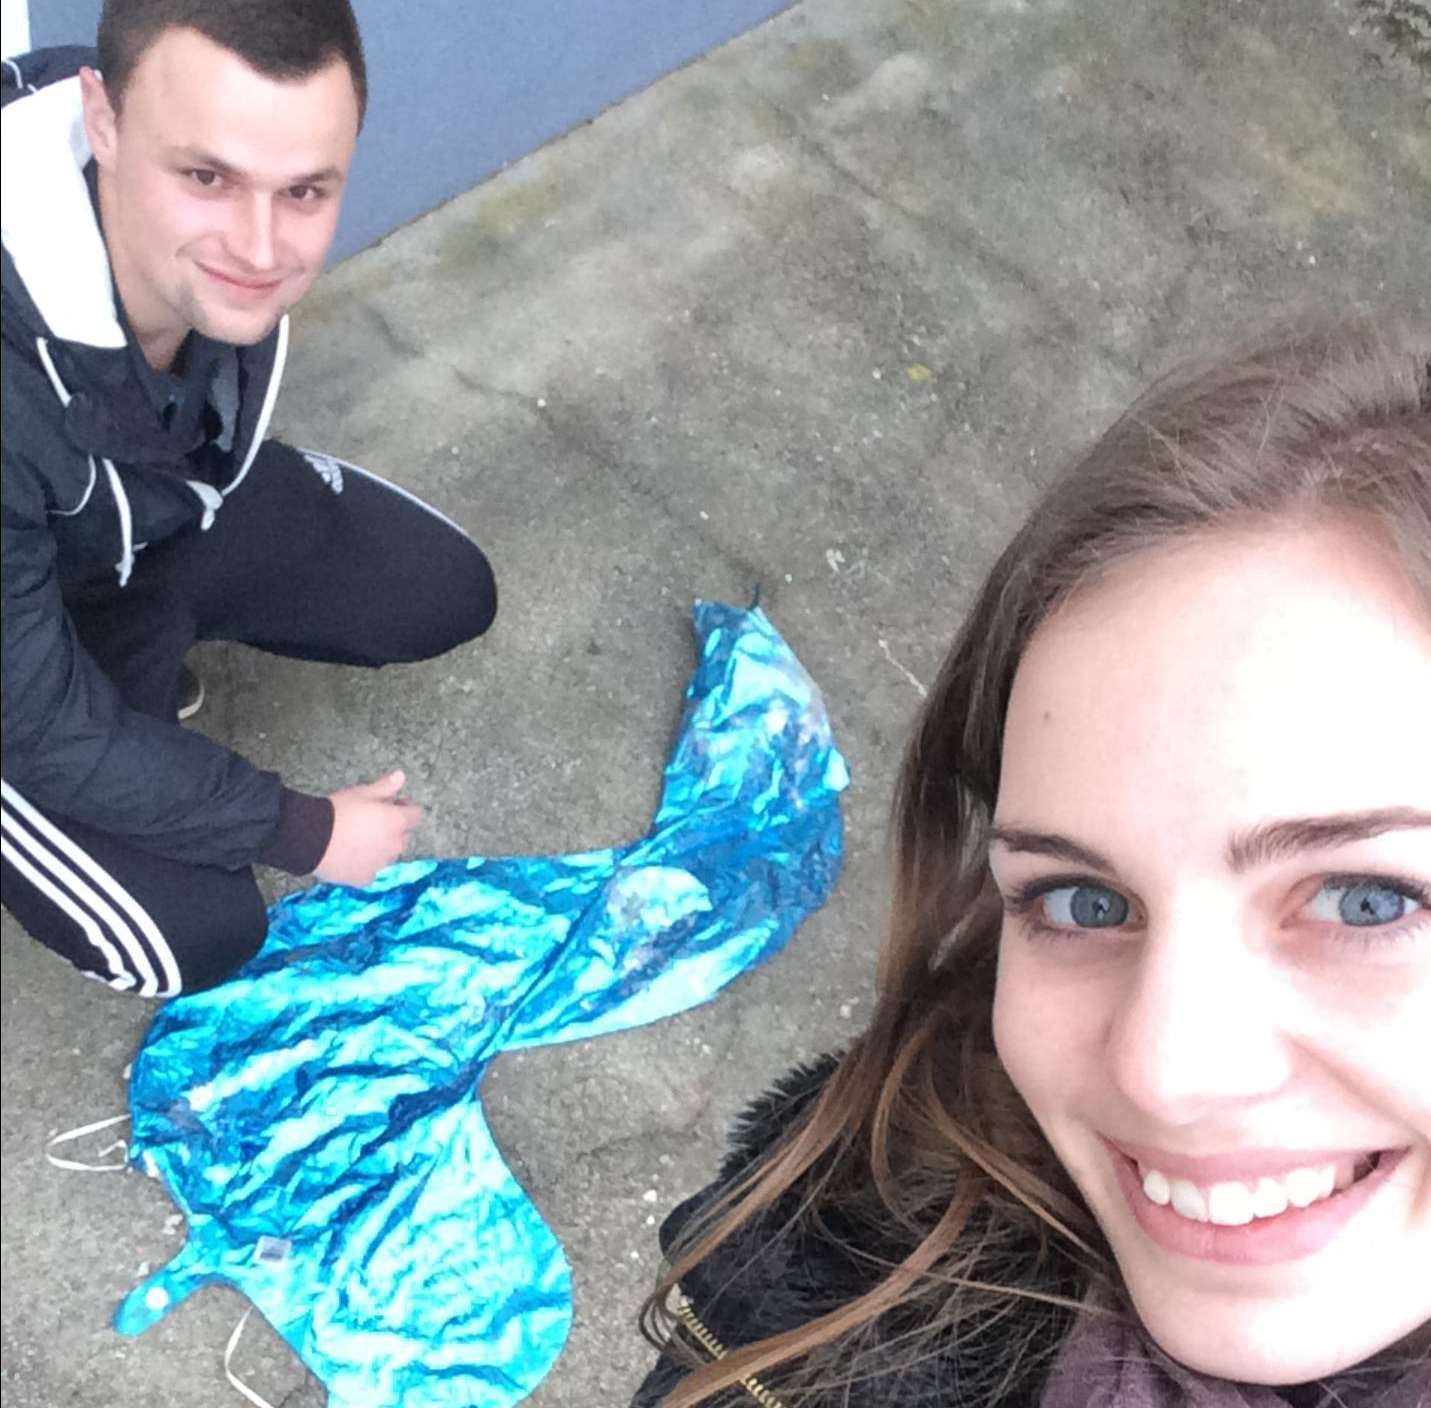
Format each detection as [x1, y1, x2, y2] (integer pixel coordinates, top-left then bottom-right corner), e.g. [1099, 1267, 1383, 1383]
[1, 442, 496, 997]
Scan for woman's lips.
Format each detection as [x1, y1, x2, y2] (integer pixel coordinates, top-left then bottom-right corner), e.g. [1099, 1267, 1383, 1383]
[1105, 1137, 1381, 1183]
[1107, 1142, 1407, 1265]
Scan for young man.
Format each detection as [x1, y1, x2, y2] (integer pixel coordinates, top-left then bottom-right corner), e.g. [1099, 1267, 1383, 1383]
[1, 1, 497, 996]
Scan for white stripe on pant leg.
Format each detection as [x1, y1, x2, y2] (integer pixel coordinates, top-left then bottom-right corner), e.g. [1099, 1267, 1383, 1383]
[0, 834, 136, 991]
[0, 782, 180, 995]
[0, 783, 181, 996]
[82, 968, 136, 991]
[0, 806, 157, 994]
[299, 449, 476, 543]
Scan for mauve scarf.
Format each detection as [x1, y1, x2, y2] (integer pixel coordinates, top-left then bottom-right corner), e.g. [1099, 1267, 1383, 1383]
[1040, 1315, 1430, 1408]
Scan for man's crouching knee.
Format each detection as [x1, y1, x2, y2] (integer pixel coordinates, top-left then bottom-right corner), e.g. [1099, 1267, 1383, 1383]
[166, 883, 269, 995]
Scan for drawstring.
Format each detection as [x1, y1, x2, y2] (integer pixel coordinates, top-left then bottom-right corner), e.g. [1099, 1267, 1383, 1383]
[103, 459, 136, 584]
[36, 312, 289, 563]
[34, 335, 73, 405]
[187, 480, 224, 531]
[35, 336, 134, 585]
[34, 337, 98, 516]
[221, 314, 288, 495]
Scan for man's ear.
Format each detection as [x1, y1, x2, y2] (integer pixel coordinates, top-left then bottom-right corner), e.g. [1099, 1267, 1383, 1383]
[78, 66, 119, 167]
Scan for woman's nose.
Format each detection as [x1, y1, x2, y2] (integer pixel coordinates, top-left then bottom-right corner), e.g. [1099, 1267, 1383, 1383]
[1105, 899, 1295, 1126]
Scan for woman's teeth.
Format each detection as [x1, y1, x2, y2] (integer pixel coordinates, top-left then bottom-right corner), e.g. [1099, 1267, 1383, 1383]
[1139, 1156, 1373, 1226]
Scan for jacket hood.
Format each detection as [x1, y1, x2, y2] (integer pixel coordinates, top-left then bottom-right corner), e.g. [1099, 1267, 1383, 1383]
[1, 58, 126, 350]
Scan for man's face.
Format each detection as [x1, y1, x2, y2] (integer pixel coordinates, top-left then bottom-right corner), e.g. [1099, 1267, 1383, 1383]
[80, 26, 359, 364]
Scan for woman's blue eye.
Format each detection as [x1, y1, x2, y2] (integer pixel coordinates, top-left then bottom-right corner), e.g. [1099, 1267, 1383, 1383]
[1306, 880, 1423, 927]
[1041, 884, 1130, 928]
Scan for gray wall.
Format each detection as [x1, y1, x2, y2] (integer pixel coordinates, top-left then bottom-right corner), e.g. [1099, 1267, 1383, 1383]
[30, 1, 789, 261]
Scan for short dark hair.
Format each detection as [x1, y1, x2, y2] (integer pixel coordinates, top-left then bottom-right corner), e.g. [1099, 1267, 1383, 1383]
[97, 0, 367, 127]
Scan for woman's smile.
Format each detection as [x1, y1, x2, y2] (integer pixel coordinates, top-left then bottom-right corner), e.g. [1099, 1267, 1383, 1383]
[1102, 1138, 1413, 1265]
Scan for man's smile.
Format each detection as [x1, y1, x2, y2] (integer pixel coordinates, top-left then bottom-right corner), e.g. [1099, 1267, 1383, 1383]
[195, 260, 286, 296]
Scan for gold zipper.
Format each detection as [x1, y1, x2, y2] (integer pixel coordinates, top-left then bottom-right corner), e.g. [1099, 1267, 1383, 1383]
[674, 1294, 791, 1408]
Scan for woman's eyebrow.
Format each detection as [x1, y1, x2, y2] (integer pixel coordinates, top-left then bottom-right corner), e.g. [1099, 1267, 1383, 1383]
[987, 827, 1114, 870]
[1225, 808, 1431, 872]
[990, 809, 1431, 875]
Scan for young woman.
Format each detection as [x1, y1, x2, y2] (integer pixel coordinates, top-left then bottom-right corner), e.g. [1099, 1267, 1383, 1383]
[633, 320, 1431, 1407]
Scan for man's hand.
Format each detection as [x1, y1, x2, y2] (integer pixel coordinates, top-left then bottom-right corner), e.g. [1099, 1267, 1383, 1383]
[315, 769, 422, 886]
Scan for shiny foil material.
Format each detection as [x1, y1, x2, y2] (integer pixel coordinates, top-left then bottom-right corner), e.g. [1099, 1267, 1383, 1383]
[115, 601, 849, 1407]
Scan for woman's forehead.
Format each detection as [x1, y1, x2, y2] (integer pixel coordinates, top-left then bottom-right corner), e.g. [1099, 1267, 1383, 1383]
[996, 525, 1431, 848]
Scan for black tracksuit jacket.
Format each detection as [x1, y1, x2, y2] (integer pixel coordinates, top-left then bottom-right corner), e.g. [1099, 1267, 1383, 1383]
[1, 47, 299, 870]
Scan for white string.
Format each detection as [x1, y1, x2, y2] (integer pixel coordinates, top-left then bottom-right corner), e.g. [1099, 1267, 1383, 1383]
[224, 1310, 280, 1408]
[44, 1113, 130, 1171]
[47, 1116, 281, 1408]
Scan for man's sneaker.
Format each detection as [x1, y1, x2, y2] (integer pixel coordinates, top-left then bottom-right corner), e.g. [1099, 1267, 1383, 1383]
[177, 664, 205, 721]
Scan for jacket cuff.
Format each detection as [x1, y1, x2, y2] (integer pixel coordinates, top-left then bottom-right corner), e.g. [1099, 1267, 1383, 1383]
[258, 788, 334, 875]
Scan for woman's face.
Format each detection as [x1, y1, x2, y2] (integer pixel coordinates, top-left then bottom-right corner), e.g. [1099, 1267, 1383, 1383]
[990, 522, 1431, 1384]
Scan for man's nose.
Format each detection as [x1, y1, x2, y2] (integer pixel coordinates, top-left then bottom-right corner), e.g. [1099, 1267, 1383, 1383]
[230, 194, 277, 271]
[1105, 901, 1295, 1127]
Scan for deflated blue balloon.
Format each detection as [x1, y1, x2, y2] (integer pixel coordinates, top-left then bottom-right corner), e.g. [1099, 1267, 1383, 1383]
[115, 601, 849, 1407]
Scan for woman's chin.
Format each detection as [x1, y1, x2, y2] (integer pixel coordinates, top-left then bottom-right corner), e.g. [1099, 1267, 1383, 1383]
[1119, 1271, 1429, 1388]
[1134, 1315, 1347, 1387]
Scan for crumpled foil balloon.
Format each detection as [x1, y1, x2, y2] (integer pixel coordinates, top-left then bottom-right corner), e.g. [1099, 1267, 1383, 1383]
[114, 601, 849, 1407]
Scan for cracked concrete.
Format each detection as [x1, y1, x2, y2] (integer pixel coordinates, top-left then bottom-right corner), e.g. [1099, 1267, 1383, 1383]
[3, 0, 1428, 1404]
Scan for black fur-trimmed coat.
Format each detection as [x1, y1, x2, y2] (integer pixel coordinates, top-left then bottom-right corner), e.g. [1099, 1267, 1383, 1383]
[630, 1056, 1076, 1408]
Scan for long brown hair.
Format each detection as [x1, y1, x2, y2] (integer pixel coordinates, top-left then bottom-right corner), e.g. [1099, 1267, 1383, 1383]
[642, 319, 1431, 1405]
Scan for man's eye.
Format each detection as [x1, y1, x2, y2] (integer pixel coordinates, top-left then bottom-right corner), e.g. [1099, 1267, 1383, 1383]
[288, 185, 323, 202]
[188, 169, 220, 188]
[1041, 884, 1130, 929]
[1305, 879, 1425, 928]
